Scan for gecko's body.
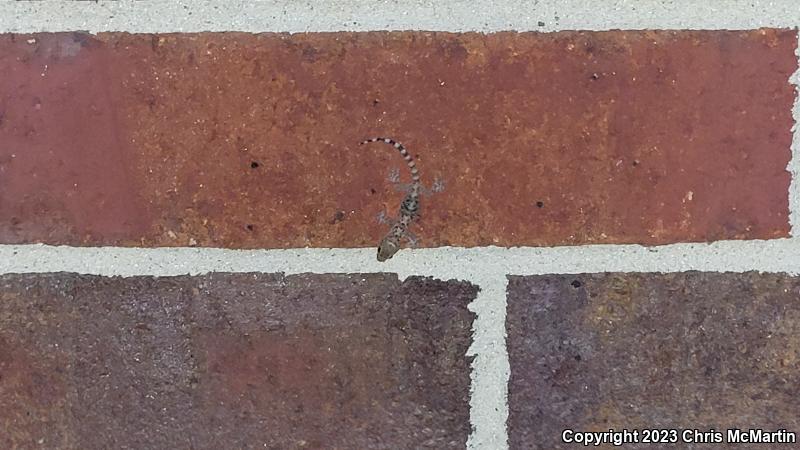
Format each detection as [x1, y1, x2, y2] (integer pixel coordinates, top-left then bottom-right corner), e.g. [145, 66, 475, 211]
[360, 137, 425, 262]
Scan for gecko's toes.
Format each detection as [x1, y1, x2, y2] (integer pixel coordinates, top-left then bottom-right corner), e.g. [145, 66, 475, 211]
[432, 177, 446, 193]
[375, 210, 392, 225]
[405, 232, 420, 248]
[387, 168, 401, 183]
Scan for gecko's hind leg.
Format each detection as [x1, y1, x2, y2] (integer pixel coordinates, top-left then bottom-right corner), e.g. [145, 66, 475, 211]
[420, 176, 446, 196]
[393, 183, 415, 194]
[387, 167, 400, 184]
[387, 167, 414, 193]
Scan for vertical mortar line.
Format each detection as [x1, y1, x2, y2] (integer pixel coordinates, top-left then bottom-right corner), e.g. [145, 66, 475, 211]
[466, 275, 510, 450]
[789, 30, 800, 235]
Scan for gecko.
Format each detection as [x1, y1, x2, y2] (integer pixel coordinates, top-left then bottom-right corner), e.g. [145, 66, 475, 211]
[360, 137, 442, 262]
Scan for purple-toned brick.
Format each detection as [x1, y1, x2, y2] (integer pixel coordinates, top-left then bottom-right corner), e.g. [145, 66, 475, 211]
[508, 272, 800, 449]
[0, 273, 477, 449]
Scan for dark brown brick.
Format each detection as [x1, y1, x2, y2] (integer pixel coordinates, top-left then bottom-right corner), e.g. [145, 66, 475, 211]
[0, 30, 795, 248]
[0, 273, 476, 449]
[507, 272, 800, 449]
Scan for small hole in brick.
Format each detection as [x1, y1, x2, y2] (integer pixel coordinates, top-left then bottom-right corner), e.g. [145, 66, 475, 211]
[632, 160, 640, 166]
[370, 188, 377, 194]
[250, 161, 260, 169]
[373, 99, 379, 106]
[536, 201, 544, 208]
[246, 224, 254, 231]
[590, 73, 599, 80]
[571, 280, 582, 288]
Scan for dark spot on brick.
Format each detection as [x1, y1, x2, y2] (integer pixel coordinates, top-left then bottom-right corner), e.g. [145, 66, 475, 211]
[570, 280, 582, 288]
[72, 31, 93, 48]
[536, 201, 544, 208]
[632, 160, 640, 166]
[574, 354, 581, 361]
[370, 188, 377, 195]
[250, 161, 260, 169]
[301, 46, 319, 62]
[245, 224, 254, 231]
[590, 73, 600, 80]
[373, 99, 379, 106]
[439, 41, 469, 60]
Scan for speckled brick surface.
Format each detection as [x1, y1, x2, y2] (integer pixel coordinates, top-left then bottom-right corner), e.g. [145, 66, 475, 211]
[0, 273, 476, 449]
[0, 30, 795, 248]
[507, 272, 800, 450]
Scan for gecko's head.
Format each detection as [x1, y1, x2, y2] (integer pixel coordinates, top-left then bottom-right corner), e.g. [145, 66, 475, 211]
[377, 238, 400, 262]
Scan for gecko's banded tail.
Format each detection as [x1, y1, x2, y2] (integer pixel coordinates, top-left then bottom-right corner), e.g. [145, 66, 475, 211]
[360, 137, 420, 183]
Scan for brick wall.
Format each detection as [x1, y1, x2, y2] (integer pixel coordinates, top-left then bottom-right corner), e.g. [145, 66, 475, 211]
[1, 2, 799, 449]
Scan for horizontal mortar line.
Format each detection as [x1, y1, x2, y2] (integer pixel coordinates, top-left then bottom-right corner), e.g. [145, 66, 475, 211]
[2, 238, 800, 279]
[2, 0, 800, 33]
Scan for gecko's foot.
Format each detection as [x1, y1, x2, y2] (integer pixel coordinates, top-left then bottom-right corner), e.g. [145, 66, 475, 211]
[388, 168, 415, 193]
[405, 231, 420, 248]
[387, 167, 401, 184]
[375, 210, 395, 225]
[432, 177, 446, 193]
[420, 177, 445, 196]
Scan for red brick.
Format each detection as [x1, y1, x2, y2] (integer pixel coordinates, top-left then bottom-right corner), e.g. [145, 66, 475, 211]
[507, 273, 800, 449]
[0, 273, 476, 449]
[0, 30, 795, 248]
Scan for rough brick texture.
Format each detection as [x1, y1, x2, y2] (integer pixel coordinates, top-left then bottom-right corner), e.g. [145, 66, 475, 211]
[0, 30, 795, 248]
[507, 272, 800, 449]
[0, 273, 476, 449]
